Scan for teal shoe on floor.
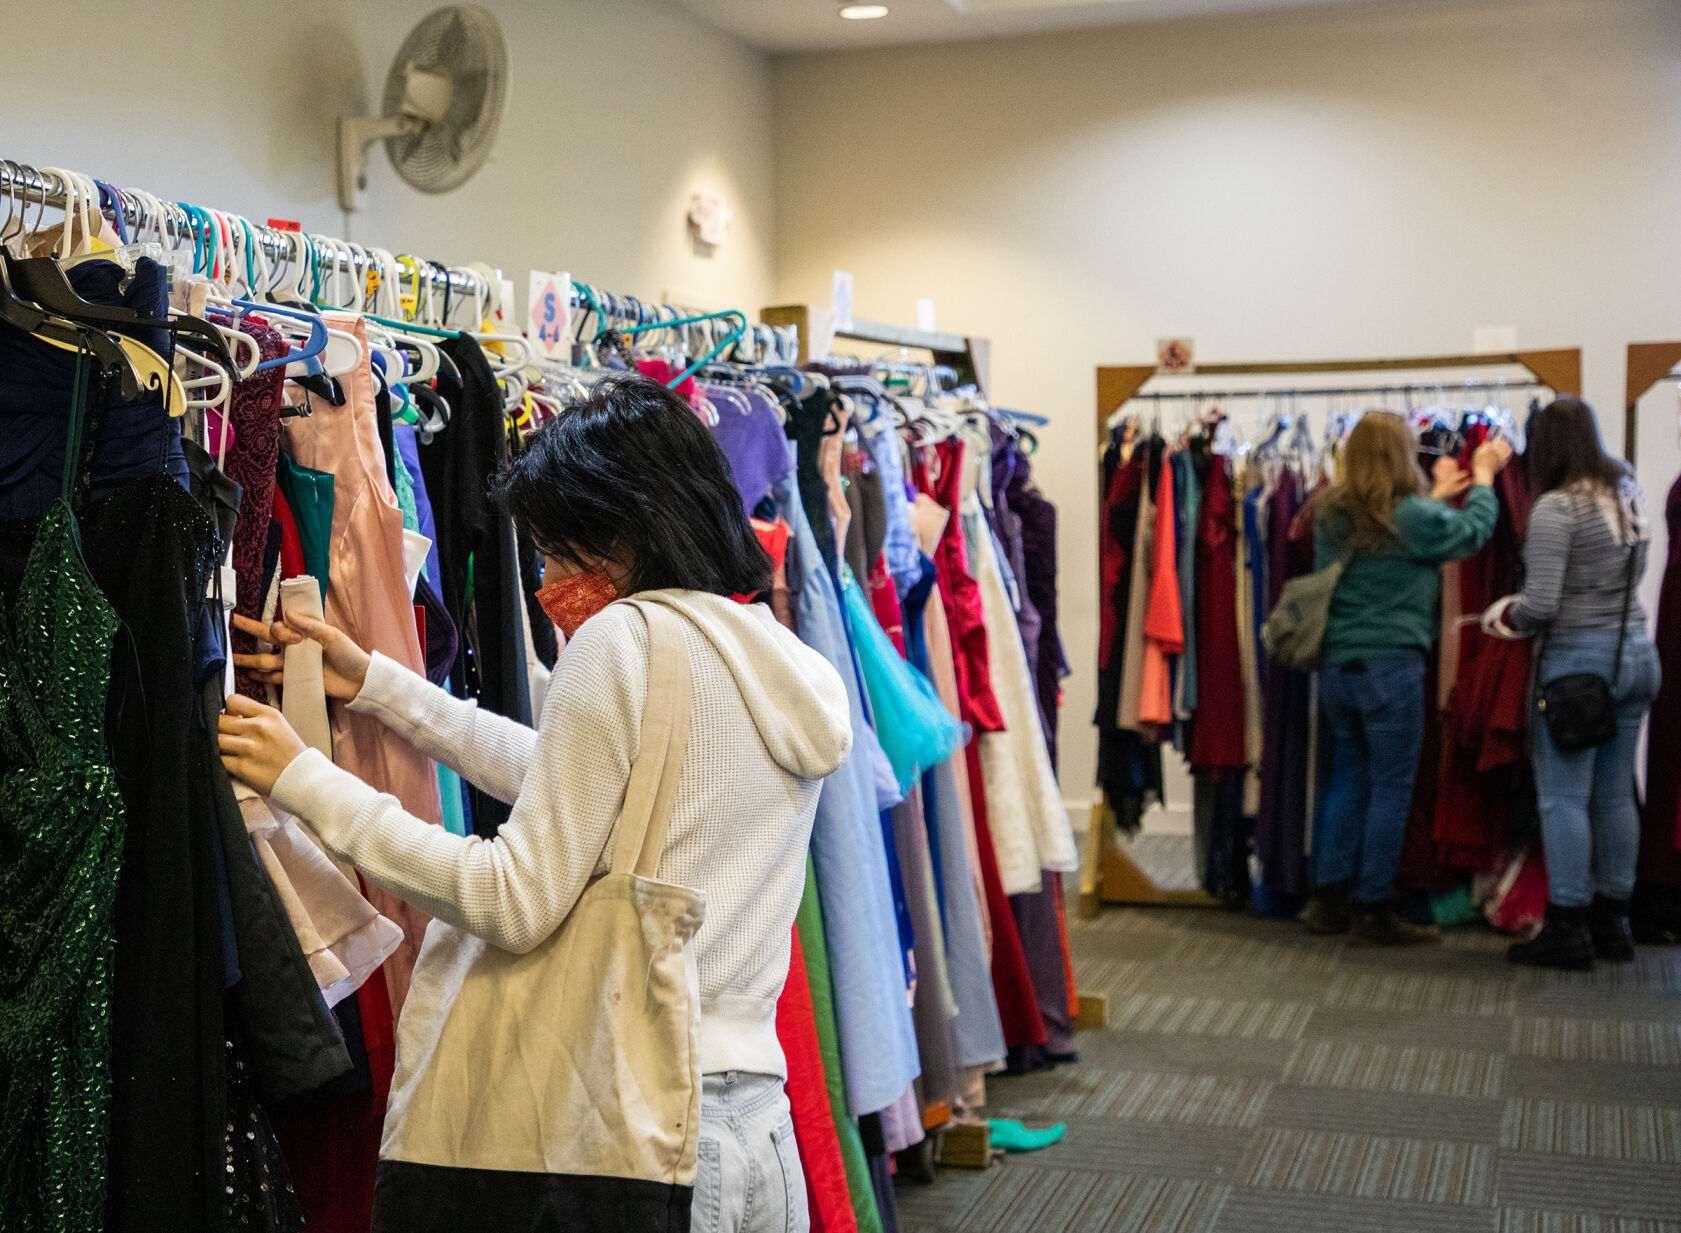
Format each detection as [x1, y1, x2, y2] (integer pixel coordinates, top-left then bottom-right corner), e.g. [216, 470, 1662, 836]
[987, 1119, 1066, 1152]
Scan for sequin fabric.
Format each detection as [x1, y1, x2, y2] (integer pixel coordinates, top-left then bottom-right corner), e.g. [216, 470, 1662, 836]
[222, 317, 287, 701]
[223, 1036, 304, 1231]
[0, 499, 125, 1233]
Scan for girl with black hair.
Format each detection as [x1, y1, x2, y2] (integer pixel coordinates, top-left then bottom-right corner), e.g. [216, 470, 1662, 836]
[217, 376, 852, 1232]
[1489, 397, 1661, 970]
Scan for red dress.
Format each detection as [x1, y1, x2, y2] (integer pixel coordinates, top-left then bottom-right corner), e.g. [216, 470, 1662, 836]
[1640, 476, 1681, 877]
[1189, 454, 1247, 771]
[776, 927, 858, 1233]
[913, 440, 1005, 733]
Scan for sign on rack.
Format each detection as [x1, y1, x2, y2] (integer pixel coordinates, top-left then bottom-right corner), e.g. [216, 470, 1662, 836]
[527, 270, 572, 360]
[1156, 337, 1195, 375]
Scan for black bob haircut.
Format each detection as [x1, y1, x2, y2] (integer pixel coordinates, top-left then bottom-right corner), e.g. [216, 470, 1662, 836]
[492, 374, 771, 598]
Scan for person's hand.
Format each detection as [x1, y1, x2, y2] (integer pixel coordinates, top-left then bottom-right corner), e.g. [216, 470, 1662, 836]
[1472, 438, 1514, 485]
[1431, 456, 1473, 501]
[231, 611, 372, 701]
[218, 693, 308, 795]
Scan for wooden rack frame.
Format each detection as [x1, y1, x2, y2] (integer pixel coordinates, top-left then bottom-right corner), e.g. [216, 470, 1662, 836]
[1626, 342, 1681, 468]
[1082, 348, 1584, 916]
[760, 304, 992, 395]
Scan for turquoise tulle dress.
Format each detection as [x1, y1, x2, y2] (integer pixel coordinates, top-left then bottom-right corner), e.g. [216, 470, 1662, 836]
[838, 565, 965, 793]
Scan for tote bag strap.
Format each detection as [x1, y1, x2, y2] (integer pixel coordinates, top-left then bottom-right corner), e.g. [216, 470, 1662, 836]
[611, 602, 694, 880]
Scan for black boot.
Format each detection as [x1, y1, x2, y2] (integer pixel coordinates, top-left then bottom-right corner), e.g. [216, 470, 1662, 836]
[1508, 904, 1595, 970]
[1302, 882, 1352, 935]
[1349, 901, 1440, 946]
[1587, 895, 1636, 962]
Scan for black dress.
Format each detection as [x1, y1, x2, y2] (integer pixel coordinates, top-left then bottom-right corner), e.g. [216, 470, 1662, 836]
[419, 336, 531, 837]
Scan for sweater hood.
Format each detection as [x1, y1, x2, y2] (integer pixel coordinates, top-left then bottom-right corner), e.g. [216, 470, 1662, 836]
[630, 590, 853, 781]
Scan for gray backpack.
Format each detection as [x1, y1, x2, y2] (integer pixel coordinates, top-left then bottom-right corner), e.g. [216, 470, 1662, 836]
[1261, 556, 1348, 671]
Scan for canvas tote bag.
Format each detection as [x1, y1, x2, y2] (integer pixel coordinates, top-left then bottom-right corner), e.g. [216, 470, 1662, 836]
[1261, 553, 1349, 672]
[373, 602, 706, 1232]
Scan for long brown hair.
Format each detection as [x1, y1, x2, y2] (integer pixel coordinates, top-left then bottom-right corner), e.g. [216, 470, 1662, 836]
[1317, 411, 1427, 549]
[1526, 397, 1628, 498]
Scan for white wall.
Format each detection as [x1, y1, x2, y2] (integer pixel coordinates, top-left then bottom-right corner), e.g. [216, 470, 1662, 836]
[772, 0, 1681, 808]
[1, 0, 774, 315]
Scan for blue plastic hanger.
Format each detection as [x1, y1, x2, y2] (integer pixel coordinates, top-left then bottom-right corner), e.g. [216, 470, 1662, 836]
[233, 297, 328, 372]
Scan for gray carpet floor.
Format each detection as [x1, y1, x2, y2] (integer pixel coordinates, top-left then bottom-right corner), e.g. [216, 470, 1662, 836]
[894, 907, 1681, 1233]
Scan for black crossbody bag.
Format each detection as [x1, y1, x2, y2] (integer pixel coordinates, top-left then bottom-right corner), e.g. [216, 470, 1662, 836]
[1536, 539, 1637, 752]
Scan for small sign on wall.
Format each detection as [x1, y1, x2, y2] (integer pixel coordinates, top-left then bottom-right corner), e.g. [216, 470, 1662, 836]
[527, 270, 572, 359]
[916, 298, 937, 332]
[688, 192, 732, 248]
[1157, 337, 1195, 374]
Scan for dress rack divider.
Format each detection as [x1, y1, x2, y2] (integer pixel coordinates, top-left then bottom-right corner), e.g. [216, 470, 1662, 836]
[1625, 342, 1681, 468]
[758, 304, 991, 396]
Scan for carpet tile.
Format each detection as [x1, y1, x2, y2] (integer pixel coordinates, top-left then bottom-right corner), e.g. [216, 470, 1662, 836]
[894, 907, 1681, 1233]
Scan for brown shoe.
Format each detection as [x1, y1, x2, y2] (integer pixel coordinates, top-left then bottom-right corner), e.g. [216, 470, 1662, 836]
[1348, 902, 1440, 947]
[1302, 882, 1352, 935]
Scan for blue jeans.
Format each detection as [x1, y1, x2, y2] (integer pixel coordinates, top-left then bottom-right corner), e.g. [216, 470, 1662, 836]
[692, 1072, 808, 1233]
[1533, 628, 1662, 908]
[1313, 654, 1426, 903]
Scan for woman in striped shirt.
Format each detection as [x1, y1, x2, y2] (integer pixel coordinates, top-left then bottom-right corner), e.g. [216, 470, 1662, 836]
[1494, 399, 1661, 970]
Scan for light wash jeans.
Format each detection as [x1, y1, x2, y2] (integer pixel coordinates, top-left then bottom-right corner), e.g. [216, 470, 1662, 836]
[1533, 627, 1662, 908]
[691, 1072, 808, 1233]
[1312, 654, 1427, 903]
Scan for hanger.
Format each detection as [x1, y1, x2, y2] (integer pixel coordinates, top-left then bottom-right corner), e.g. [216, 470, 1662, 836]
[0, 238, 142, 398]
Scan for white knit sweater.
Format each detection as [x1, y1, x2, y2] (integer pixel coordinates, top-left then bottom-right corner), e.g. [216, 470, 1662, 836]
[270, 590, 853, 1078]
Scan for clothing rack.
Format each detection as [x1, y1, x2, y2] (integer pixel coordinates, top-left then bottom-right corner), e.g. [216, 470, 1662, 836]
[1625, 341, 1681, 469]
[1118, 378, 1544, 405]
[1, 157, 777, 365]
[0, 158, 482, 306]
[1082, 347, 1584, 917]
[760, 304, 993, 396]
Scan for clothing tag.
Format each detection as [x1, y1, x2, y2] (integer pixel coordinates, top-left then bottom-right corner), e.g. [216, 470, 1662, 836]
[267, 218, 302, 232]
[401, 529, 432, 599]
[216, 562, 238, 611]
[526, 270, 572, 360]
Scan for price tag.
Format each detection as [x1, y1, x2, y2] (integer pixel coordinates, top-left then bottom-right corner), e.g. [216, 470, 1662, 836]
[527, 270, 572, 360]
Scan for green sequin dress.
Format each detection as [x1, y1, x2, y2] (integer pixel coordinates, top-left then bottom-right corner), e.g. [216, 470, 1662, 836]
[0, 356, 125, 1233]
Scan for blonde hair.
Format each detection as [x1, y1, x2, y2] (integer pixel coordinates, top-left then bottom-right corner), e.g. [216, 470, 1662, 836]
[1317, 411, 1427, 549]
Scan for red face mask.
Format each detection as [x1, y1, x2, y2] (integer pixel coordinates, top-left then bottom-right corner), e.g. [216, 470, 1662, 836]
[536, 570, 619, 639]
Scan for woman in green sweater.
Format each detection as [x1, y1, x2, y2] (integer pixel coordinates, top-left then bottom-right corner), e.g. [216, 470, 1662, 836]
[1302, 411, 1512, 944]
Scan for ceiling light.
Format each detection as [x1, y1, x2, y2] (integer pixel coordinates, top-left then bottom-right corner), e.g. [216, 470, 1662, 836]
[839, 4, 890, 19]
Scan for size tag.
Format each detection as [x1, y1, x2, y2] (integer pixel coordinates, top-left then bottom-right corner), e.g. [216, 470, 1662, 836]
[267, 218, 302, 233]
[527, 270, 572, 359]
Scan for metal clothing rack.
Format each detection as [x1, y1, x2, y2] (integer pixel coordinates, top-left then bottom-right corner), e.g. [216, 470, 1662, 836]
[1118, 377, 1545, 405]
[759, 303, 993, 396]
[1082, 347, 1584, 917]
[0, 157, 774, 360]
[0, 158, 481, 305]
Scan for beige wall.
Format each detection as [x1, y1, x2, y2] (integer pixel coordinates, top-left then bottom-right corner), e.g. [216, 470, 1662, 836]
[773, 0, 1681, 808]
[1, 0, 774, 314]
[7, 0, 1681, 813]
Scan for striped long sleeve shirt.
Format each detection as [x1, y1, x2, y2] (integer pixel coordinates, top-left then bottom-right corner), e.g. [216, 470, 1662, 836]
[1510, 482, 1650, 633]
